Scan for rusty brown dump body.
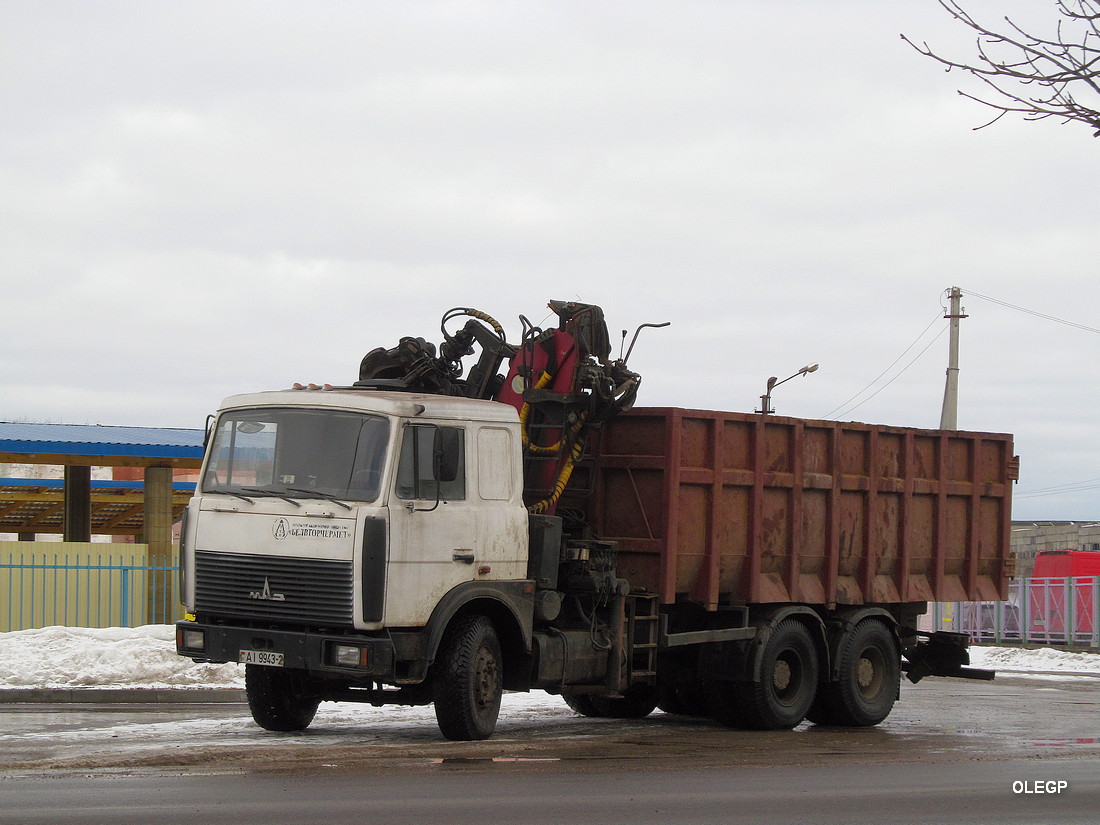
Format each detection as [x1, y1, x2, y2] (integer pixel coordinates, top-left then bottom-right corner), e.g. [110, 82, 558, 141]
[589, 408, 1016, 611]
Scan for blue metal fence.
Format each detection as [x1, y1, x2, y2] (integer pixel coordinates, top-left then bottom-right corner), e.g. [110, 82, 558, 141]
[1, 552, 181, 632]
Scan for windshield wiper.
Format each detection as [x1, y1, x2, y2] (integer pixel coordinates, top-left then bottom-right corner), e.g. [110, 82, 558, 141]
[240, 486, 302, 507]
[207, 487, 254, 503]
[286, 487, 352, 510]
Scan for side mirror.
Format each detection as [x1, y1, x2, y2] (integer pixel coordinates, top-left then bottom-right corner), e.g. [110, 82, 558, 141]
[202, 414, 215, 450]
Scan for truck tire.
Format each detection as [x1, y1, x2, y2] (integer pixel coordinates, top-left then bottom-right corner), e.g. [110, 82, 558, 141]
[564, 693, 608, 717]
[245, 665, 321, 732]
[658, 680, 708, 717]
[593, 685, 660, 718]
[808, 619, 899, 727]
[730, 619, 819, 730]
[564, 685, 659, 719]
[656, 686, 687, 715]
[703, 678, 746, 728]
[433, 614, 503, 741]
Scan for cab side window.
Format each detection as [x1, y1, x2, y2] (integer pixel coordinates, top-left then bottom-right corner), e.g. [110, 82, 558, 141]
[396, 425, 466, 501]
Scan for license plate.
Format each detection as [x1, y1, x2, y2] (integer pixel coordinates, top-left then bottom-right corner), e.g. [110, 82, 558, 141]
[238, 649, 284, 667]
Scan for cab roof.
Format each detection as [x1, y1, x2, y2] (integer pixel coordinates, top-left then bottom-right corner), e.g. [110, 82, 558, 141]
[219, 388, 521, 424]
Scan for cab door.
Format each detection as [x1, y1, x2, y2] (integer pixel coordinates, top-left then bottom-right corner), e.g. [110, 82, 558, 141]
[385, 422, 477, 626]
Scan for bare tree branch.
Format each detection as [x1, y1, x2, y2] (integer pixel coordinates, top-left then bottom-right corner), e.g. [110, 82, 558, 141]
[902, 0, 1100, 136]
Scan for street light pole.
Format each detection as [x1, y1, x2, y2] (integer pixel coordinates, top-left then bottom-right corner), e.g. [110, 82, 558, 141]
[758, 363, 819, 415]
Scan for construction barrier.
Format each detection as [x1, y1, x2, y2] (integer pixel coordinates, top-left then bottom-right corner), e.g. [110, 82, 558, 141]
[930, 575, 1100, 647]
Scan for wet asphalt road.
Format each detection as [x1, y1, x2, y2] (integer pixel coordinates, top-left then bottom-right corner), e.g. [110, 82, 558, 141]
[0, 674, 1097, 824]
[1, 757, 1098, 825]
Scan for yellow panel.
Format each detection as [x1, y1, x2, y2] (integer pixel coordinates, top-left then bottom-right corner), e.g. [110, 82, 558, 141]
[0, 542, 185, 631]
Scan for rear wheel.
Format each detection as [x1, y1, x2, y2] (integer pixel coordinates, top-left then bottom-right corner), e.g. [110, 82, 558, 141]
[565, 685, 659, 719]
[703, 678, 747, 728]
[592, 685, 660, 718]
[433, 615, 503, 741]
[728, 619, 819, 730]
[657, 679, 709, 717]
[245, 665, 321, 732]
[564, 693, 608, 717]
[809, 619, 899, 727]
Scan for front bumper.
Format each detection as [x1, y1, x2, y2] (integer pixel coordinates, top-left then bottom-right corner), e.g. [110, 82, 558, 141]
[175, 621, 397, 680]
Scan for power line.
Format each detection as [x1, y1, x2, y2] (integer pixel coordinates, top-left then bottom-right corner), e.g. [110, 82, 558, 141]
[962, 289, 1100, 504]
[1015, 477, 1100, 499]
[1018, 476, 1100, 495]
[821, 287, 1096, 423]
[963, 289, 1100, 335]
[833, 327, 946, 420]
[1016, 484, 1100, 499]
[821, 311, 946, 420]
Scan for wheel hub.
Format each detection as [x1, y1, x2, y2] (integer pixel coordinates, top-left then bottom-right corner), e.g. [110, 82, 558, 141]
[774, 659, 792, 692]
[475, 646, 500, 711]
[857, 657, 874, 688]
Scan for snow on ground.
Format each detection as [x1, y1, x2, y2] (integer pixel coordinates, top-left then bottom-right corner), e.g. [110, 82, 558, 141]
[0, 625, 1098, 691]
[968, 644, 1100, 676]
[0, 626, 1097, 752]
[0, 625, 243, 689]
[0, 626, 573, 746]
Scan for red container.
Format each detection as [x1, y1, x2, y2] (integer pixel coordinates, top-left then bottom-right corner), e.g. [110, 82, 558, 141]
[1032, 550, 1100, 579]
[1026, 551, 1100, 641]
[588, 408, 1017, 610]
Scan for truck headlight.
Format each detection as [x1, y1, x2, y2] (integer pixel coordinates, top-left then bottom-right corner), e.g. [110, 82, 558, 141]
[177, 627, 205, 652]
[331, 643, 369, 668]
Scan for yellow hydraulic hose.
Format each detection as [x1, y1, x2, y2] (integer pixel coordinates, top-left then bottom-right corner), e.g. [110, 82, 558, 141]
[530, 439, 585, 515]
[520, 371, 555, 455]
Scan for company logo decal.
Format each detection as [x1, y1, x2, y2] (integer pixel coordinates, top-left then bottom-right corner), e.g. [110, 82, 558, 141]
[271, 517, 351, 540]
[248, 577, 286, 602]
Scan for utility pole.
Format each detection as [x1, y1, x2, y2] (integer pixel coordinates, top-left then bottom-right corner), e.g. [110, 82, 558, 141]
[939, 286, 967, 430]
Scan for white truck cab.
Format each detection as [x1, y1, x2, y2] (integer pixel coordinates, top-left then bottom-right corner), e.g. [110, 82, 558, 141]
[183, 388, 529, 629]
[178, 387, 542, 739]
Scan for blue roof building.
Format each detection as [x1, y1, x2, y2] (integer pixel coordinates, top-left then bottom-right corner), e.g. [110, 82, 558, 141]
[0, 422, 205, 539]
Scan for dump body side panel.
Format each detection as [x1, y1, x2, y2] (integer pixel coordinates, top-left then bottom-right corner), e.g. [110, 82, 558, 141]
[590, 408, 1014, 609]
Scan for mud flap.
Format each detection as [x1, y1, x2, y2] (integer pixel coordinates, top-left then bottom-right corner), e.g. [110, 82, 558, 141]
[902, 631, 995, 683]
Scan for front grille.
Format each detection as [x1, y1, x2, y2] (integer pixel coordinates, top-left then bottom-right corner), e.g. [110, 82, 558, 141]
[195, 550, 353, 626]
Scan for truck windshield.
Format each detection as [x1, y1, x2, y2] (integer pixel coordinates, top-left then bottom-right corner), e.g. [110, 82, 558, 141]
[202, 408, 390, 503]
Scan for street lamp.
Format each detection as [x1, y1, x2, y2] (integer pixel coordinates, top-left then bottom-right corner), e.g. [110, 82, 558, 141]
[757, 363, 819, 415]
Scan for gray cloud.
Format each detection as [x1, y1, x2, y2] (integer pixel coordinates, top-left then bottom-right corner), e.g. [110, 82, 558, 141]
[2, 1, 1097, 517]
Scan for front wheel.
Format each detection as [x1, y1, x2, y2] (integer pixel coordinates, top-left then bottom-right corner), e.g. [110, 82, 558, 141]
[433, 615, 503, 741]
[245, 664, 321, 732]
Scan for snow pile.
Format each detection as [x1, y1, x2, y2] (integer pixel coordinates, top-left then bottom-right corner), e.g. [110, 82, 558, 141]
[969, 644, 1100, 675]
[0, 627, 1098, 690]
[0, 625, 243, 689]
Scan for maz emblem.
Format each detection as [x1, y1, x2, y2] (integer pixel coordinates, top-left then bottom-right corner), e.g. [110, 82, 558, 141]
[248, 577, 286, 602]
[272, 518, 290, 540]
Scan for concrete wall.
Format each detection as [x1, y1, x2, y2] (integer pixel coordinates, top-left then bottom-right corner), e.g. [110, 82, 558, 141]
[1011, 522, 1100, 578]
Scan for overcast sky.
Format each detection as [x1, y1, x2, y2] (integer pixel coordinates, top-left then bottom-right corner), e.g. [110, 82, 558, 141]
[3, 1, 1098, 519]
